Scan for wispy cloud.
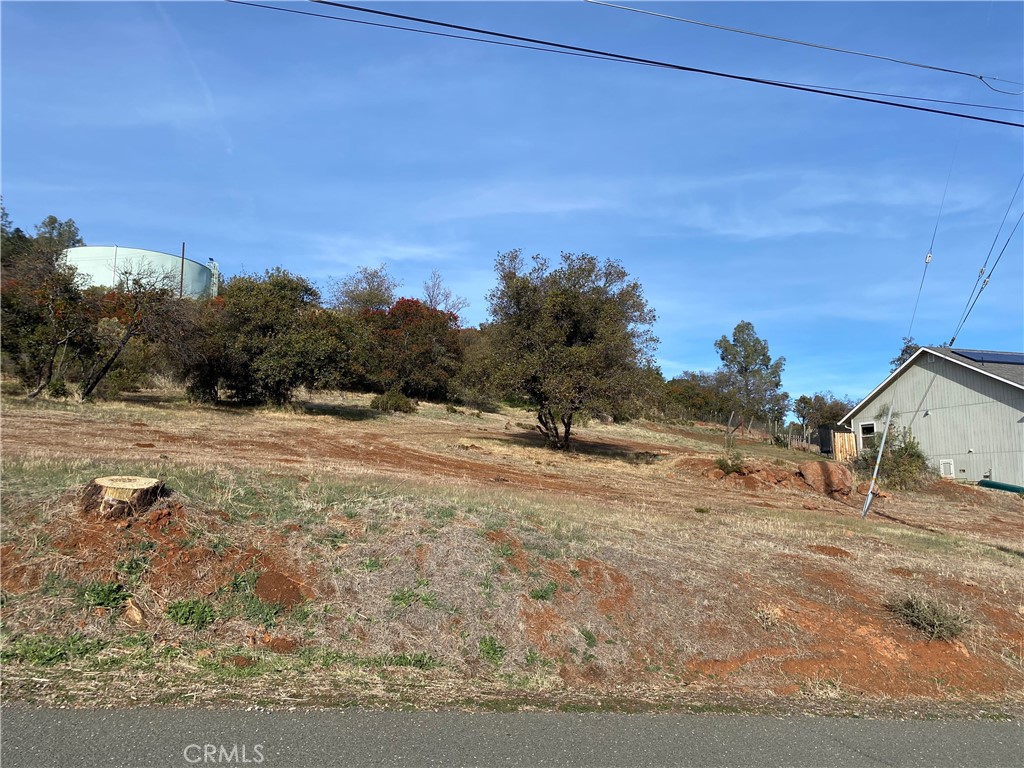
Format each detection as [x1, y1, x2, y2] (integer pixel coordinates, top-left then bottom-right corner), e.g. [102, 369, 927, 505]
[290, 232, 471, 279]
[152, 3, 233, 153]
[411, 168, 993, 240]
[631, 169, 992, 240]
[416, 179, 618, 222]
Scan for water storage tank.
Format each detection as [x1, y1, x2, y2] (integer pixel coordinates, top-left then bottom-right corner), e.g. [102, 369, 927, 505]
[64, 245, 217, 299]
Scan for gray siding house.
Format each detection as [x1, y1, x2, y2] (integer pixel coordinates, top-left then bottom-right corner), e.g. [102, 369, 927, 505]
[838, 348, 1024, 486]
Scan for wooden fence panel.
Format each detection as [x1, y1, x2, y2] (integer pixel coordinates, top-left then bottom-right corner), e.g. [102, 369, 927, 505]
[832, 432, 857, 464]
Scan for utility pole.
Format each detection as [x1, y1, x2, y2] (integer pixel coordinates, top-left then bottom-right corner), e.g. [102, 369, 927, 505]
[179, 242, 186, 298]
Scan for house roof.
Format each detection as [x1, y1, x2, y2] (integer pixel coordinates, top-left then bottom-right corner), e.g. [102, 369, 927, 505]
[838, 346, 1024, 426]
[944, 348, 1024, 386]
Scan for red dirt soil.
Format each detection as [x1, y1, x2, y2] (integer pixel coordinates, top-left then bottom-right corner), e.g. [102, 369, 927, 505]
[2, 398, 1022, 707]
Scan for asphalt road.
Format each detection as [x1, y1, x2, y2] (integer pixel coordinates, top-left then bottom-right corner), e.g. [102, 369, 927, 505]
[1, 706, 1020, 768]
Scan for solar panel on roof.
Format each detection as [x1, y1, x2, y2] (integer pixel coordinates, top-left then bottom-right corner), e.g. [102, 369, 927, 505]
[952, 350, 1024, 365]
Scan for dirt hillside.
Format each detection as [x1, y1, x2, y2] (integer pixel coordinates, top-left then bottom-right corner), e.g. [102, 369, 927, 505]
[1, 391, 1021, 716]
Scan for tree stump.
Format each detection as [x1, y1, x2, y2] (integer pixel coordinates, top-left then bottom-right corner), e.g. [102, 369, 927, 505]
[83, 476, 164, 519]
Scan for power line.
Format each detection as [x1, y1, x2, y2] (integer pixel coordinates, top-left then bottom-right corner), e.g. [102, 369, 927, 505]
[927, 124, 963, 256]
[863, 124, 966, 519]
[907, 123, 963, 338]
[775, 84, 1020, 115]
[862, 241, 937, 519]
[265, 1, 1024, 129]
[950, 207, 1024, 346]
[950, 174, 1023, 345]
[584, 0, 1024, 95]
[232, 0, 1024, 115]
[226, 1, 636, 66]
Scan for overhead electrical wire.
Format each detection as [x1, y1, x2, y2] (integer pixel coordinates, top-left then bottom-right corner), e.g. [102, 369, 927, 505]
[909, 124, 965, 338]
[221, 0, 1024, 128]
[223, 1, 1020, 116]
[309, 0, 1023, 127]
[226, 0, 639, 66]
[868, 178, 1023, 513]
[584, 0, 1024, 95]
[226, 0, 1019, 514]
[862, 123, 965, 517]
[950, 209, 1024, 347]
[949, 174, 1024, 345]
[772, 84, 1020, 115]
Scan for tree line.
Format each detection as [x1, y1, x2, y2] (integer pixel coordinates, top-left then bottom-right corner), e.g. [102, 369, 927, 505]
[1, 209, 853, 449]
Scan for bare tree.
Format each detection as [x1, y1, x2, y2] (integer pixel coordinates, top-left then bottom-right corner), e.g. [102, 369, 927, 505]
[77, 264, 180, 399]
[422, 269, 469, 319]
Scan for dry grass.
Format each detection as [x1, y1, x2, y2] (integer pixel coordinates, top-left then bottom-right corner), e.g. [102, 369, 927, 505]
[1, 390, 1022, 713]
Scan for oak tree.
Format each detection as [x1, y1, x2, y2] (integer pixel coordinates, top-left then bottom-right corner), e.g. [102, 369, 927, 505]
[486, 250, 657, 449]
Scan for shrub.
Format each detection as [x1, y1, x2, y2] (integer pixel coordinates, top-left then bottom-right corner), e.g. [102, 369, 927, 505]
[886, 593, 969, 641]
[370, 390, 416, 414]
[850, 423, 933, 491]
[45, 379, 69, 399]
[166, 599, 216, 631]
[714, 450, 744, 475]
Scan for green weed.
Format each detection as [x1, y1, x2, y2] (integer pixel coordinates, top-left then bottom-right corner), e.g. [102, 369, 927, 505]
[319, 530, 348, 549]
[208, 535, 232, 557]
[166, 599, 216, 631]
[1, 633, 106, 666]
[493, 542, 515, 558]
[367, 652, 439, 670]
[529, 581, 558, 601]
[390, 582, 438, 610]
[115, 556, 151, 581]
[81, 581, 130, 609]
[479, 635, 506, 665]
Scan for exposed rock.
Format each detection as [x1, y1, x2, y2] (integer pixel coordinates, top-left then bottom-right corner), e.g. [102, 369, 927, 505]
[857, 481, 893, 500]
[123, 598, 144, 626]
[798, 461, 853, 496]
[741, 475, 761, 491]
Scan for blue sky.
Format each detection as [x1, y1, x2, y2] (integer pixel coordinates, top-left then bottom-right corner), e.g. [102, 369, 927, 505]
[3, 1, 1022, 403]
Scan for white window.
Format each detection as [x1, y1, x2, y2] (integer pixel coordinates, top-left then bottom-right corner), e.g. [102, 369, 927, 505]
[859, 421, 877, 451]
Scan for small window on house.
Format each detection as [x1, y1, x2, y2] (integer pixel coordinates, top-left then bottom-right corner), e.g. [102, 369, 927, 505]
[860, 422, 877, 451]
